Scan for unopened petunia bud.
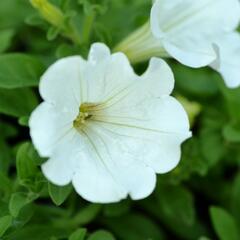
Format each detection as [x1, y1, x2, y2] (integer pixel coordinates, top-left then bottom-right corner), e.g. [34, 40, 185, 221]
[30, 0, 64, 28]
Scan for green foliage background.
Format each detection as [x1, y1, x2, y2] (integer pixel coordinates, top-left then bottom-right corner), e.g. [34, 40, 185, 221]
[0, 0, 240, 239]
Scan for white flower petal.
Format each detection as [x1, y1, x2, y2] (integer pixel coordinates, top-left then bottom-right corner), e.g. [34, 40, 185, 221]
[162, 39, 216, 68]
[118, 164, 156, 200]
[72, 125, 156, 202]
[151, 0, 240, 67]
[87, 58, 190, 175]
[29, 102, 76, 157]
[88, 42, 111, 65]
[71, 130, 128, 203]
[89, 57, 174, 114]
[141, 58, 174, 96]
[42, 149, 75, 186]
[151, 0, 240, 36]
[85, 51, 135, 103]
[92, 97, 190, 174]
[211, 32, 240, 88]
[39, 56, 86, 109]
[42, 131, 84, 186]
[97, 58, 178, 113]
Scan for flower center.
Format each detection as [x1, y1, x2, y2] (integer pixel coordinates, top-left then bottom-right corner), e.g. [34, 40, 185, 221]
[73, 102, 97, 128]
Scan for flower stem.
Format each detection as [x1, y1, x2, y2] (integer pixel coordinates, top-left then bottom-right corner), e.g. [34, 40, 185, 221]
[82, 12, 96, 44]
[114, 22, 169, 64]
[30, 0, 81, 45]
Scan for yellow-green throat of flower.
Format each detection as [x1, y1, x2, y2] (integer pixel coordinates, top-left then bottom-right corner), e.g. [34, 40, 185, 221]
[73, 103, 98, 128]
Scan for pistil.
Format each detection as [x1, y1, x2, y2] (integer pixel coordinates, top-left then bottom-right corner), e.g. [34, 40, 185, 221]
[73, 103, 99, 128]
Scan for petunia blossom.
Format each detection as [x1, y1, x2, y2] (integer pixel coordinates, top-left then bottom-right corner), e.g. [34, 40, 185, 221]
[210, 32, 240, 88]
[115, 0, 240, 88]
[29, 43, 191, 203]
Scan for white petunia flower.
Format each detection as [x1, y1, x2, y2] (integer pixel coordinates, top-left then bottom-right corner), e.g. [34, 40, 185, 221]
[211, 32, 240, 88]
[115, 0, 240, 88]
[29, 43, 191, 203]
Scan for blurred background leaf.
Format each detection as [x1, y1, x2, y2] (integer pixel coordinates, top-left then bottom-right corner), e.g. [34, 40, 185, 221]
[210, 206, 239, 240]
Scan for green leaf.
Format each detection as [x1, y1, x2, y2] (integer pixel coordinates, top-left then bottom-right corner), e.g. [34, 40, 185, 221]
[0, 138, 12, 173]
[0, 29, 15, 53]
[0, 87, 38, 117]
[79, 0, 109, 15]
[72, 204, 101, 226]
[18, 116, 29, 127]
[47, 26, 60, 41]
[169, 138, 208, 183]
[0, 201, 9, 218]
[223, 122, 240, 143]
[16, 143, 39, 183]
[231, 174, 240, 225]
[139, 198, 206, 239]
[6, 225, 69, 240]
[16, 142, 45, 193]
[9, 193, 34, 218]
[102, 213, 165, 240]
[0, 215, 12, 237]
[0, 54, 45, 89]
[221, 86, 240, 121]
[69, 228, 87, 240]
[210, 206, 239, 240]
[156, 184, 195, 226]
[15, 204, 35, 229]
[87, 230, 115, 240]
[0, 1, 33, 29]
[25, 14, 46, 27]
[103, 200, 130, 217]
[55, 43, 82, 58]
[0, 172, 12, 197]
[172, 64, 219, 98]
[48, 183, 72, 206]
[200, 128, 225, 168]
[0, 120, 17, 138]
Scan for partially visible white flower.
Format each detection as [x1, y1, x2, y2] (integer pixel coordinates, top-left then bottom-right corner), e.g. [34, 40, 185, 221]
[211, 32, 240, 88]
[115, 0, 240, 88]
[150, 0, 240, 67]
[29, 43, 191, 203]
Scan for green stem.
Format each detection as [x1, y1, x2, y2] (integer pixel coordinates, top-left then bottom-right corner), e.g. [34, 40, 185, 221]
[114, 22, 169, 64]
[30, 0, 82, 45]
[82, 13, 96, 44]
[64, 23, 82, 45]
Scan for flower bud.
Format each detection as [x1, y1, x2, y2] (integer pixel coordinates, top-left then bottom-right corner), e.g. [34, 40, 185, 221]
[30, 0, 64, 27]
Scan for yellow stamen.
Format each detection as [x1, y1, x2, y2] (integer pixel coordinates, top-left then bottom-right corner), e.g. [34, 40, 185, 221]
[73, 103, 99, 129]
